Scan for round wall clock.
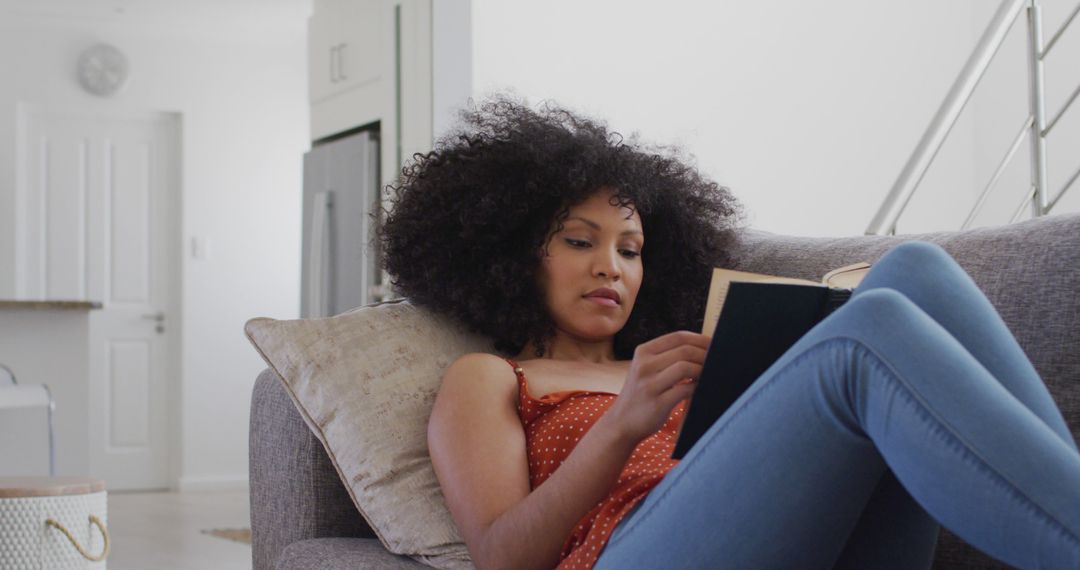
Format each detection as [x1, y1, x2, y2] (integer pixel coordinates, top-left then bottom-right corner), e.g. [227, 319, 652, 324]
[76, 43, 130, 97]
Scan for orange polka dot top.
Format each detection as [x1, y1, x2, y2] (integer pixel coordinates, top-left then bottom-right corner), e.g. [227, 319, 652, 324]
[506, 358, 687, 570]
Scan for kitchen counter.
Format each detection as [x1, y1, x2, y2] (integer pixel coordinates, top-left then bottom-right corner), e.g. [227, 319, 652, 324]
[0, 300, 102, 310]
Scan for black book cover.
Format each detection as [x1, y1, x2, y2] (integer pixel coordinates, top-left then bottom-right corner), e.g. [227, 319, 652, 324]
[671, 282, 850, 459]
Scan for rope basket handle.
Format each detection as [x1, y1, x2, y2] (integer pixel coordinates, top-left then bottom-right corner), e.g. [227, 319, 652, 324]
[45, 514, 110, 562]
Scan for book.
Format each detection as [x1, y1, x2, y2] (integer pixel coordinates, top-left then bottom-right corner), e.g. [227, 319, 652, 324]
[671, 262, 871, 459]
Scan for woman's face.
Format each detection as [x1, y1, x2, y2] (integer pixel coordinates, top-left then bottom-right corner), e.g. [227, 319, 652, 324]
[537, 191, 644, 343]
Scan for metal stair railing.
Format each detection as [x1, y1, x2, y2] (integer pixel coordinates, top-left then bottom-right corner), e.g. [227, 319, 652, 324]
[867, 0, 1080, 235]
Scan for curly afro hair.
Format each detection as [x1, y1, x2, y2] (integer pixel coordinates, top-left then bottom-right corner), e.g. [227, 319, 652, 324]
[379, 96, 743, 359]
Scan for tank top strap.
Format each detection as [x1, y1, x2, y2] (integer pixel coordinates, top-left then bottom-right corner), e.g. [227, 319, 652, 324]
[505, 358, 527, 391]
[505, 358, 543, 422]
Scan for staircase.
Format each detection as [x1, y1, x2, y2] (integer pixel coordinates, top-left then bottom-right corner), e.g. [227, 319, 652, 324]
[867, 0, 1080, 235]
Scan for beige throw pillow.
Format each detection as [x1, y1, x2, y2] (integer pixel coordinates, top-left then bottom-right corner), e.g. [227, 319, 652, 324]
[245, 300, 490, 569]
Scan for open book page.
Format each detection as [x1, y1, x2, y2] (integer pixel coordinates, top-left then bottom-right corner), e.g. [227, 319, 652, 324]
[822, 262, 871, 289]
[700, 262, 871, 337]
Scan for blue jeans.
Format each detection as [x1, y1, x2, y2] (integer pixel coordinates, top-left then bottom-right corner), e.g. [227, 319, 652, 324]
[594, 241, 1080, 569]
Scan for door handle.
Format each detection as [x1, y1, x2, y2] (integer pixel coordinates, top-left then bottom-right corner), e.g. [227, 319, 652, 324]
[142, 311, 166, 334]
[330, 45, 338, 82]
[337, 43, 347, 81]
[308, 191, 334, 317]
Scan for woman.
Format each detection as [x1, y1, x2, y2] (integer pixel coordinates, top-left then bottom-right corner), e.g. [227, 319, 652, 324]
[379, 97, 1080, 569]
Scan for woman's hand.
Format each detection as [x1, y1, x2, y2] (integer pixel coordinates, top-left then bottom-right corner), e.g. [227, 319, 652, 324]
[603, 331, 711, 445]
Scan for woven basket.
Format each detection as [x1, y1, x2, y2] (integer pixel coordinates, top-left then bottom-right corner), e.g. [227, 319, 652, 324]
[0, 478, 108, 570]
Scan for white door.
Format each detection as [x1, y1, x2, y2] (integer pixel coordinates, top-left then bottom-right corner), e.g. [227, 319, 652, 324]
[21, 108, 180, 490]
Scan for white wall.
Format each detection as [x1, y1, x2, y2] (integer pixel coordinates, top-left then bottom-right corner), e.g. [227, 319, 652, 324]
[0, 5, 308, 489]
[465, 0, 1058, 237]
[432, 0, 473, 141]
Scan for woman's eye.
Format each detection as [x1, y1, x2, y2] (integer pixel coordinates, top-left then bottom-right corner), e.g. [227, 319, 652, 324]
[620, 250, 641, 259]
[565, 239, 590, 248]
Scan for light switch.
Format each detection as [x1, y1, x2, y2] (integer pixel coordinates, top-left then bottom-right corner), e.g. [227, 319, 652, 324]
[190, 236, 211, 260]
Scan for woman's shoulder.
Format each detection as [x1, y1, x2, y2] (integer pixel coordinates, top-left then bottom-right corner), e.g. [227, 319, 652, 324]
[447, 352, 517, 374]
[441, 352, 520, 401]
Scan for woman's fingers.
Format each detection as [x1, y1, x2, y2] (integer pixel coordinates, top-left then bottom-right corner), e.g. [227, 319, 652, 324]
[636, 343, 708, 385]
[633, 359, 703, 397]
[636, 330, 711, 358]
[654, 360, 703, 389]
[657, 378, 697, 411]
[615, 332, 710, 442]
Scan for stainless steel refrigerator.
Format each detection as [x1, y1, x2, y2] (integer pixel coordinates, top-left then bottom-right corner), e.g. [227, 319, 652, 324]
[301, 129, 381, 317]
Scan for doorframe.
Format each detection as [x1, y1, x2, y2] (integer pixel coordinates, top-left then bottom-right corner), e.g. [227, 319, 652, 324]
[161, 110, 184, 492]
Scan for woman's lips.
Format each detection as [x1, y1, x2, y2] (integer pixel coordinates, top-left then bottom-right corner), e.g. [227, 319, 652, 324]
[587, 289, 622, 306]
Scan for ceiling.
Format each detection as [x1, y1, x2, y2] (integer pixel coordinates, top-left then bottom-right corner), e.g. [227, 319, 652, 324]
[0, 0, 312, 31]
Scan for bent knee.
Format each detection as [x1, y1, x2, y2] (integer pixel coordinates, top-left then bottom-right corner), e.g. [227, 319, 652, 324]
[809, 288, 938, 359]
[845, 287, 920, 320]
[882, 240, 951, 266]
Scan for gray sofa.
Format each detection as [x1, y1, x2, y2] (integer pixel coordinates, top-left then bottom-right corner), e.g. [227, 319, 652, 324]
[250, 213, 1080, 570]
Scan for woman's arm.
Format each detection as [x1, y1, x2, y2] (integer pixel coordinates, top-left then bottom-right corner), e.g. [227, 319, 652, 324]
[431, 331, 708, 570]
[429, 353, 639, 570]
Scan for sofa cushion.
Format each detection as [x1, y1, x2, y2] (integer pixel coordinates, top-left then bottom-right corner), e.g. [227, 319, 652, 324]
[246, 301, 489, 569]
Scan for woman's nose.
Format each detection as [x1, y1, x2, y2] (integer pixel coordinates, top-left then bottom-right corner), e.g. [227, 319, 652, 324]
[593, 249, 621, 280]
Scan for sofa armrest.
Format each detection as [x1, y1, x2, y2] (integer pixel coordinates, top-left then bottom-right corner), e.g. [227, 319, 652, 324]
[250, 368, 377, 570]
[276, 538, 429, 570]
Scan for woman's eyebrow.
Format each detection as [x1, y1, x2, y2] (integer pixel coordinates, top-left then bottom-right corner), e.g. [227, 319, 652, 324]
[566, 216, 643, 236]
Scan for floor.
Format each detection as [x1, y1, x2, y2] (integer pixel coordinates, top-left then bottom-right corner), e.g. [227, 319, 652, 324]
[107, 490, 251, 569]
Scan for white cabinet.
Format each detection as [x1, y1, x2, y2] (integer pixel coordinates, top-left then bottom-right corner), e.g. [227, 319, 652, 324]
[308, 0, 432, 192]
[308, 0, 384, 105]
